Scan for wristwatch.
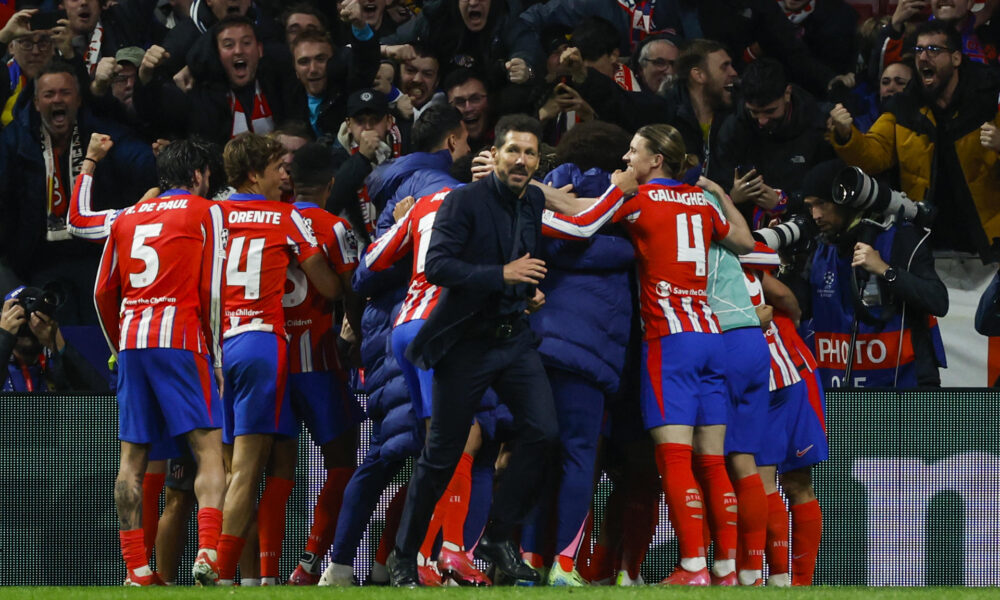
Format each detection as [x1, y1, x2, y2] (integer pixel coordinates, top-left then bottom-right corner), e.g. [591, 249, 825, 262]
[882, 267, 898, 283]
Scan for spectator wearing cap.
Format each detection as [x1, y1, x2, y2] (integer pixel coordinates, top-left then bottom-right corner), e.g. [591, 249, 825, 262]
[329, 88, 405, 244]
[88, 45, 165, 141]
[1, 286, 109, 392]
[288, 26, 381, 142]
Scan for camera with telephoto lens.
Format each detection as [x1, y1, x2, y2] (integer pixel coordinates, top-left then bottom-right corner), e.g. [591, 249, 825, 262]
[832, 166, 934, 229]
[752, 212, 817, 252]
[11, 284, 64, 337]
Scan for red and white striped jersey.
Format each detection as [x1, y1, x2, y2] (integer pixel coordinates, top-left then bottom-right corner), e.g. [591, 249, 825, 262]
[743, 269, 801, 391]
[544, 179, 728, 339]
[364, 188, 451, 326]
[283, 201, 359, 374]
[222, 193, 321, 340]
[94, 190, 226, 365]
[69, 172, 119, 242]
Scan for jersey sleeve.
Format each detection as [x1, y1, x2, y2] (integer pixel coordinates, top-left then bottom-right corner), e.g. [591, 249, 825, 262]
[288, 207, 323, 264]
[93, 233, 122, 354]
[329, 220, 360, 273]
[541, 184, 626, 239]
[200, 204, 226, 367]
[363, 204, 414, 271]
[703, 190, 731, 241]
[69, 173, 120, 242]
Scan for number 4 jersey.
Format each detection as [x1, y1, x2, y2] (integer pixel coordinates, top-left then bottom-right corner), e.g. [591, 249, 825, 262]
[223, 193, 321, 339]
[94, 190, 226, 362]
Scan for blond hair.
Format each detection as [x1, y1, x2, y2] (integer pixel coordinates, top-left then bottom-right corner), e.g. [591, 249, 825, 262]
[635, 124, 699, 178]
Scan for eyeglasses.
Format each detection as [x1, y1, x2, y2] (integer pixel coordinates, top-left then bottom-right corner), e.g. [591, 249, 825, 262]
[450, 93, 485, 108]
[640, 57, 673, 69]
[912, 45, 953, 57]
[16, 37, 53, 52]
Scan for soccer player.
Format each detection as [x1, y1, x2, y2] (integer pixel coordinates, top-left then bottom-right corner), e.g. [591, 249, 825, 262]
[214, 133, 344, 584]
[543, 123, 754, 585]
[94, 139, 228, 586]
[364, 187, 491, 586]
[269, 143, 365, 585]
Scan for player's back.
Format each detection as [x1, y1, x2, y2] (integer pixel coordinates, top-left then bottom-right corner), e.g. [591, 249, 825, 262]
[224, 195, 319, 339]
[618, 180, 729, 338]
[109, 192, 222, 353]
[284, 202, 358, 373]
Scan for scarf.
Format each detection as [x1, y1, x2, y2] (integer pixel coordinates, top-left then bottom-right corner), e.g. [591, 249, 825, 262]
[778, 0, 816, 25]
[228, 81, 274, 137]
[41, 123, 84, 241]
[614, 63, 642, 92]
[83, 22, 104, 76]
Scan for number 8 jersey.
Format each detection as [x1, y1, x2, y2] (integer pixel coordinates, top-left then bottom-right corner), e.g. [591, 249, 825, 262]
[222, 193, 322, 339]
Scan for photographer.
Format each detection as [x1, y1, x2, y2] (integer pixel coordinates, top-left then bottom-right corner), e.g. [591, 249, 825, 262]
[1, 286, 109, 393]
[801, 160, 948, 389]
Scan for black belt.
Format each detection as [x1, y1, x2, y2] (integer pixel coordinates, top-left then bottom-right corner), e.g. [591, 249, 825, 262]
[463, 316, 526, 340]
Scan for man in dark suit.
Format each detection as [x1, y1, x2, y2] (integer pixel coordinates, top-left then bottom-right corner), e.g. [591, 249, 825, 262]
[386, 114, 558, 586]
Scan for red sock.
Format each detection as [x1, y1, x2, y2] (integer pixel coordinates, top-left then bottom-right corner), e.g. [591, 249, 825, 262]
[304, 468, 353, 556]
[654, 443, 706, 559]
[216, 534, 246, 580]
[693, 454, 736, 562]
[734, 474, 767, 572]
[418, 499, 445, 561]
[375, 485, 407, 565]
[555, 554, 574, 572]
[790, 499, 822, 585]
[621, 478, 659, 579]
[442, 453, 473, 549]
[257, 476, 294, 577]
[141, 473, 165, 561]
[120, 528, 149, 572]
[197, 507, 223, 551]
[766, 492, 789, 575]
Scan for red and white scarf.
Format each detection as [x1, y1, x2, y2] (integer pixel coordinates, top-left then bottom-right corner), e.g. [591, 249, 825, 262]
[83, 22, 104, 76]
[614, 63, 643, 92]
[777, 1, 816, 25]
[228, 82, 274, 137]
[41, 123, 84, 241]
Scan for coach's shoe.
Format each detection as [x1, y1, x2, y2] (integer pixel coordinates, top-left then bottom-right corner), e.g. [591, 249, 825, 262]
[287, 565, 319, 585]
[318, 562, 355, 586]
[438, 547, 491, 586]
[474, 534, 540, 583]
[124, 566, 163, 586]
[615, 570, 645, 586]
[548, 563, 587, 587]
[660, 566, 711, 586]
[192, 549, 220, 586]
[387, 549, 420, 588]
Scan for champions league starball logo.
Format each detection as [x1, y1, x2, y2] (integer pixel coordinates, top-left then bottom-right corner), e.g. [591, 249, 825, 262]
[824, 271, 835, 287]
[656, 281, 671, 297]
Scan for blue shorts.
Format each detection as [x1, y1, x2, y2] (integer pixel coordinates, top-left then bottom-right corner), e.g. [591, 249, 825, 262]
[640, 332, 727, 429]
[222, 332, 295, 443]
[392, 319, 434, 420]
[290, 370, 364, 446]
[117, 348, 221, 445]
[719, 327, 771, 454]
[779, 368, 829, 473]
[149, 431, 181, 461]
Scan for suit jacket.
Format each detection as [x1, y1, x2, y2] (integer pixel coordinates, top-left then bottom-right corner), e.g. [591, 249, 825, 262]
[406, 174, 545, 369]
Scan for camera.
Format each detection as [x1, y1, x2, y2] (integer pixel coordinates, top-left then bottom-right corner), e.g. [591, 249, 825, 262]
[832, 166, 934, 229]
[752, 212, 816, 252]
[9, 284, 64, 337]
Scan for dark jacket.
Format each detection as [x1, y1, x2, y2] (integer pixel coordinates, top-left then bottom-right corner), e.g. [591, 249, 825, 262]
[532, 165, 634, 394]
[286, 33, 381, 142]
[709, 84, 834, 201]
[132, 54, 295, 145]
[383, 0, 537, 87]
[2, 329, 111, 393]
[0, 104, 156, 279]
[407, 174, 546, 369]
